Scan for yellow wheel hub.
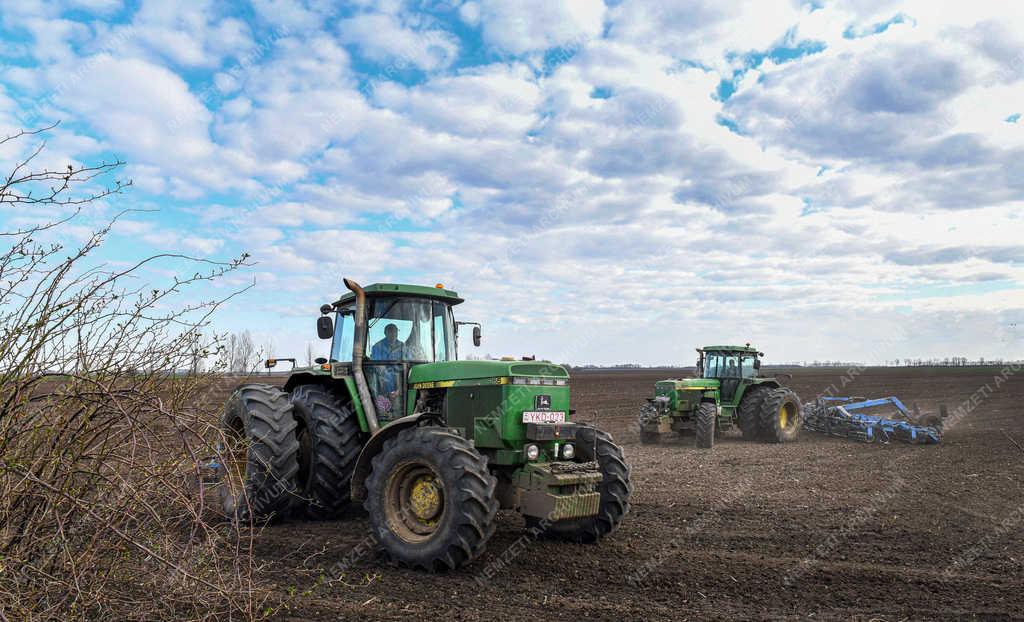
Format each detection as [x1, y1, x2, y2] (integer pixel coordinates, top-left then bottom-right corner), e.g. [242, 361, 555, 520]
[385, 463, 446, 542]
[408, 476, 442, 521]
[779, 403, 794, 429]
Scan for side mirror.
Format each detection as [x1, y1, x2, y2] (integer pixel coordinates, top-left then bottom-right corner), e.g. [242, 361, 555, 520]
[316, 315, 333, 340]
[753, 359, 761, 370]
[472, 325, 481, 347]
[315, 356, 328, 365]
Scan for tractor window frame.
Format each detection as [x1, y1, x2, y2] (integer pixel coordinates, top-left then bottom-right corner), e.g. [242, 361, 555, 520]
[432, 301, 455, 362]
[703, 353, 743, 379]
[364, 296, 455, 364]
[330, 305, 355, 363]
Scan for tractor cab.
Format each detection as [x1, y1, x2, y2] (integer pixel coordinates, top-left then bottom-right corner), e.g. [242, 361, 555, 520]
[697, 345, 762, 402]
[319, 283, 477, 422]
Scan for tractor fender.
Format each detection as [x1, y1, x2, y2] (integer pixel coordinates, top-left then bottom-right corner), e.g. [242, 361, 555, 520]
[350, 412, 441, 503]
[282, 373, 370, 434]
[283, 371, 322, 393]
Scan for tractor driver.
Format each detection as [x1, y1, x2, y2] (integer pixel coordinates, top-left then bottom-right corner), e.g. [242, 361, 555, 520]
[369, 324, 406, 418]
[726, 359, 739, 377]
[371, 323, 406, 362]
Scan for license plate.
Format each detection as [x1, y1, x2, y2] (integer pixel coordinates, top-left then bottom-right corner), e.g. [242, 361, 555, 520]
[522, 411, 566, 423]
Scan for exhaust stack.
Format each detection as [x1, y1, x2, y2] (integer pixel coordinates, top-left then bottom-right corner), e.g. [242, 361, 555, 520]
[343, 277, 380, 434]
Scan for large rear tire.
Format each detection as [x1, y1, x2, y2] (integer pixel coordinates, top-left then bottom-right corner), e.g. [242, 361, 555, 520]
[738, 385, 770, 441]
[220, 384, 300, 522]
[694, 402, 716, 449]
[759, 387, 802, 443]
[365, 426, 498, 572]
[530, 425, 632, 543]
[289, 384, 365, 519]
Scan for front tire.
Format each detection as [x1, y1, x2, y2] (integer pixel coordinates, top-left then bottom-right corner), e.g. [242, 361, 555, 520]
[220, 384, 300, 522]
[289, 384, 365, 519]
[695, 402, 716, 449]
[759, 387, 802, 443]
[531, 425, 632, 543]
[365, 426, 498, 572]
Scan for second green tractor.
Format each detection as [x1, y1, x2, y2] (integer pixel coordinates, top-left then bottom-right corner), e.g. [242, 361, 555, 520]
[638, 345, 802, 449]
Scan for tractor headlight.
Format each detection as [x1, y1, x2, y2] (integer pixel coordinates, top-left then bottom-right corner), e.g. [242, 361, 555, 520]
[561, 443, 575, 460]
[512, 377, 568, 386]
[525, 444, 540, 461]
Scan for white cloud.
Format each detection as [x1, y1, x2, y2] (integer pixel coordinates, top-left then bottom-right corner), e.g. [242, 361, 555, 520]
[608, 0, 807, 72]
[475, 0, 606, 55]
[59, 54, 215, 163]
[3, 0, 1023, 363]
[105, 0, 254, 69]
[371, 63, 541, 138]
[458, 1, 481, 27]
[337, 11, 459, 71]
[182, 235, 224, 254]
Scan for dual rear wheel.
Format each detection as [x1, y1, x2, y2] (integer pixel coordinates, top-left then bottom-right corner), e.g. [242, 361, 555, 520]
[220, 383, 363, 521]
[739, 386, 801, 443]
[694, 386, 801, 449]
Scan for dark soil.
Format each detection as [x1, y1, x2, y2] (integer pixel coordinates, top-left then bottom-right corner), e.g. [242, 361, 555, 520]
[237, 367, 1024, 621]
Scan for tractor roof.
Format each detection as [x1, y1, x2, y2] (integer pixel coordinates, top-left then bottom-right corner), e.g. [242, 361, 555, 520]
[700, 344, 761, 354]
[333, 282, 464, 306]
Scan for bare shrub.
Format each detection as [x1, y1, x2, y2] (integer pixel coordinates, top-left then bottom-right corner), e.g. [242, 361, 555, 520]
[0, 125, 273, 620]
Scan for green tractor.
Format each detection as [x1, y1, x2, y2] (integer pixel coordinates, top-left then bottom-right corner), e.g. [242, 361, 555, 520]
[219, 279, 631, 571]
[638, 344, 801, 449]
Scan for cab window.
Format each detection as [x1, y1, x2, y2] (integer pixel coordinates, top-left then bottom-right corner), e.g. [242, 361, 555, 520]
[330, 306, 355, 362]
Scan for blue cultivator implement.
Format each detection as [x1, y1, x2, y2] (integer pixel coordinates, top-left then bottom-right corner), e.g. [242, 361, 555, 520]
[802, 396, 944, 444]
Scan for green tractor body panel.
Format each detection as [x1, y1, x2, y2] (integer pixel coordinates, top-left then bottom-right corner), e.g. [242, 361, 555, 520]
[409, 360, 571, 465]
[655, 378, 719, 412]
[406, 359, 568, 385]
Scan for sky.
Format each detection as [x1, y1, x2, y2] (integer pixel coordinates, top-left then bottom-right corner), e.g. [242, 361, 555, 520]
[0, 0, 1022, 366]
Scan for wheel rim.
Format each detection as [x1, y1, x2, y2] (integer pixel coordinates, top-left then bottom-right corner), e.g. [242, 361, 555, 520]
[384, 461, 445, 543]
[779, 402, 796, 429]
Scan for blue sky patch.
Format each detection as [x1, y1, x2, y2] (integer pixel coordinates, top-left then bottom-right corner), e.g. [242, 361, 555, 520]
[716, 114, 741, 134]
[717, 37, 826, 101]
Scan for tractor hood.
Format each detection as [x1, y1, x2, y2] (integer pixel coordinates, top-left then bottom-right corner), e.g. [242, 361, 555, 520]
[409, 360, 568, 385]
[656, 378, 719, 393]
